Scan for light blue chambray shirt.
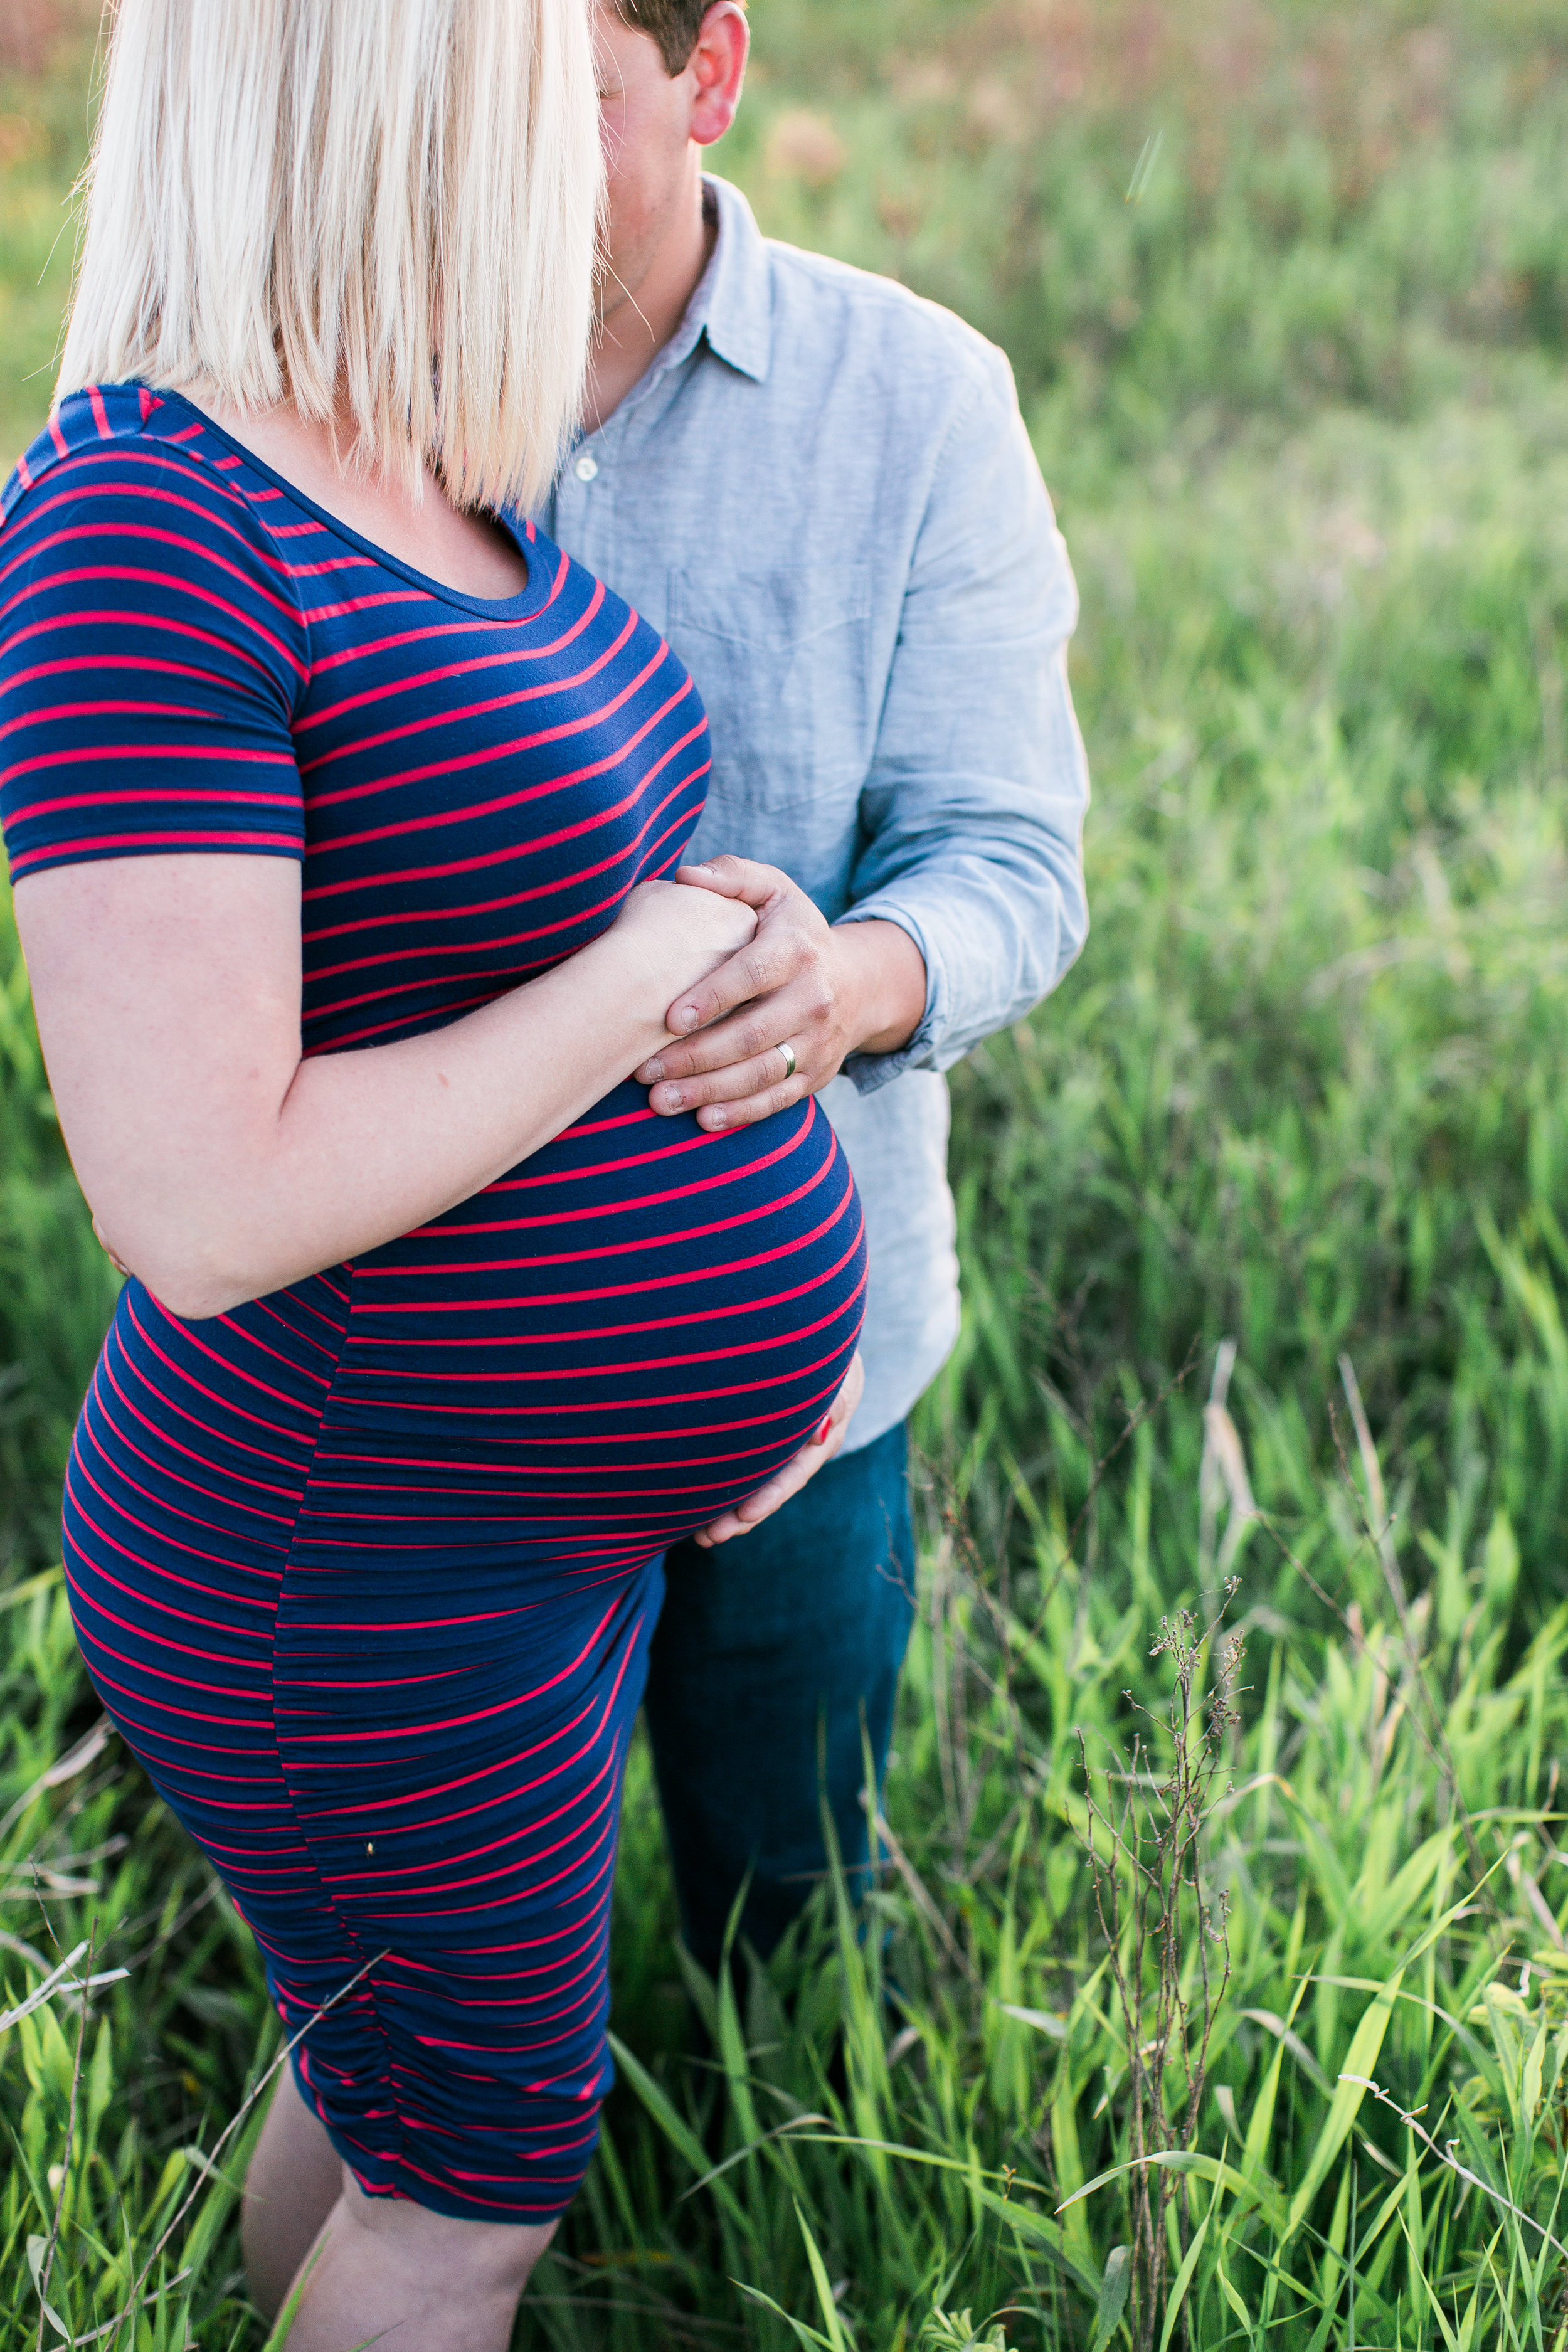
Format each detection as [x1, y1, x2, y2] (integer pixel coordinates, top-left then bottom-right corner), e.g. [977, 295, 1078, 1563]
[538, 176, 1090, 1451]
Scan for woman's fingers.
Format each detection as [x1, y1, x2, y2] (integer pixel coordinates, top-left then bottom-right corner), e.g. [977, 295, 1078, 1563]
[92, 1216, 132, 1279]
[692, 1354, 865, 1547]
[692, 1484, 789, 1550]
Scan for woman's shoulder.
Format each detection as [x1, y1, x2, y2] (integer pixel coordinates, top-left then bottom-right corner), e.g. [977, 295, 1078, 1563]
[4, 384, 268, 534]
[1, 385, 308, 669]
[3, 385, 165, 526]
[0, 386, 309, 884]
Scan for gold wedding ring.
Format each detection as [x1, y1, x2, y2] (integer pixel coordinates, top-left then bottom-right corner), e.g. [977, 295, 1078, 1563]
[777, 1041, 798, 1081]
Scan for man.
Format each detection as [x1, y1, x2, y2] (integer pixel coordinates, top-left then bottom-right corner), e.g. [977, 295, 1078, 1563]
[539, 0, 1090, 1976]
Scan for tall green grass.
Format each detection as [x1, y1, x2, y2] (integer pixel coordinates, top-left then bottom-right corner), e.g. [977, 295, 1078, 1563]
[3, 0, 1568, 2343]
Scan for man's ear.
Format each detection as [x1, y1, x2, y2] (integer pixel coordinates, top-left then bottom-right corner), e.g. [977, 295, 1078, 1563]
[687, 1, 748, 147]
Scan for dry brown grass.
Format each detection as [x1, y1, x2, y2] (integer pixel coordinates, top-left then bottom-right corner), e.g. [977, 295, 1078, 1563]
[916, 0, 1552, 203]
[0, 0, 96, 82]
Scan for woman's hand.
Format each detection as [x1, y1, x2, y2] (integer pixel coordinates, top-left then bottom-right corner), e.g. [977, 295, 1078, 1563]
[691, 1352, 866, 1547]
[633, 857, 927, 1130]
[91, 1215, 132, 1279]
[608, 873, 757, 997]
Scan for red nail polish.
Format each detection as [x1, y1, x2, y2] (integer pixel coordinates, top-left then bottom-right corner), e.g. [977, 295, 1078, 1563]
[814, 1415, 834, 1444]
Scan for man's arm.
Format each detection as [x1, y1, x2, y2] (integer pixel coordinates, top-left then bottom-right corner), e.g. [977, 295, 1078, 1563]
[836, 340, 1089, 1086]
[638, 339, 1089, 1125]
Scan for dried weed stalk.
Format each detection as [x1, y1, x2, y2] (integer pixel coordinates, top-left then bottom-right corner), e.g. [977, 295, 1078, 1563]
[1075, 1584, 1246, 2352]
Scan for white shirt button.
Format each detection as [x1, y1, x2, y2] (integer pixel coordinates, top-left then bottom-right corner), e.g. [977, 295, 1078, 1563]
[574, 452, 599, 482]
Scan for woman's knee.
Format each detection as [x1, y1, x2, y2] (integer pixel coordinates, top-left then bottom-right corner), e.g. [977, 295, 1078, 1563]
[336, 2171, 559, 2297]
[241, 2068, 349, 2319]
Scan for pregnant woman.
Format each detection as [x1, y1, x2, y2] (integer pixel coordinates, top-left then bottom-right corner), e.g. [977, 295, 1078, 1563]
[0, 5, 865, 2346]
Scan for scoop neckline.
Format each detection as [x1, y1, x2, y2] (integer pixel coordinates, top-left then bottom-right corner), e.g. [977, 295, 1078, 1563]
[157, 389, 556, 624]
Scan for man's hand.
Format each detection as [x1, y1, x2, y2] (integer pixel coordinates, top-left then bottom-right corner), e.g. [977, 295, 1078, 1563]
[692, 1353, 866, 1547]
[633, 856, 928, 1128]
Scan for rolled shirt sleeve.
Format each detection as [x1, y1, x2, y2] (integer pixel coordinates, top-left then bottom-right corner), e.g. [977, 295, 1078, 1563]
[837, 345, 1089, 1091]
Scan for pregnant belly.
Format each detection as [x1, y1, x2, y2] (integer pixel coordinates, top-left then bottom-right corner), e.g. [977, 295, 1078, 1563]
[313, 1081, 868, 1561]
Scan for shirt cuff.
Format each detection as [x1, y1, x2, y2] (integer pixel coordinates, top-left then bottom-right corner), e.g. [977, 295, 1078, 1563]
[834, 903, 950, 1096]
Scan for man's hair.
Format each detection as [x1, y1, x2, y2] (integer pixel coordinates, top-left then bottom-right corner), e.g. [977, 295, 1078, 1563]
[58, 0, 601, 512]
[617, 0, 745, 78]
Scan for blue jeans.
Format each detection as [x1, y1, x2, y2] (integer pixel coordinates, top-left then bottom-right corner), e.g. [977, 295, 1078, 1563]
[644, 1422, 916, 1975]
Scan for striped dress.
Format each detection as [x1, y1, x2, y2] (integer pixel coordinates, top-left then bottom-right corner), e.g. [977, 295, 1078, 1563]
[0, 386, 866, 2222]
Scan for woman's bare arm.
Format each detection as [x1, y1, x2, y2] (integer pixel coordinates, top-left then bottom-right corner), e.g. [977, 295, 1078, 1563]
[16, 854, 754, 1320]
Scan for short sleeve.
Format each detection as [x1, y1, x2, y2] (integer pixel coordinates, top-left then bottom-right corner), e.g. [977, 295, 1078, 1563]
[0, 426, 309, 883]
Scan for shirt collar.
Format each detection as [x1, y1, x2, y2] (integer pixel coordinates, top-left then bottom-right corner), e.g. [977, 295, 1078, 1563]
[687, 174, 773, 384]
[583, 174, 772, 435]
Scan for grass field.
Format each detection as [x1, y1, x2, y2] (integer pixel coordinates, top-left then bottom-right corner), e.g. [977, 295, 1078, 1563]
[4, 1, 1568, 2344]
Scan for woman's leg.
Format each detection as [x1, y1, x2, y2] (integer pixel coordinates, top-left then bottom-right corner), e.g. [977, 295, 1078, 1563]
[241, 2064, 347, 2321]
[280, 2173, 556, 2352]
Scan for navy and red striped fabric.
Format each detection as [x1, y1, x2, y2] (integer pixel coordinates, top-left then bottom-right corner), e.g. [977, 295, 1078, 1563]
[0, 387, 866, 2221]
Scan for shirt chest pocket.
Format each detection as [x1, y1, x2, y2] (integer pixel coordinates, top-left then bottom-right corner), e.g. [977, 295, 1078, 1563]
[666, 563, 874, 815]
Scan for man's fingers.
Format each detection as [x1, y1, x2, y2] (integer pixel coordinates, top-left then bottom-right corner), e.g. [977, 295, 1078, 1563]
[642, 999, 810, 1087]
[643, 991, 800, 1081]
[644, 1043, 806, 1116]
[694, 1084, 801, 1132]
[663, 933, 808, 1041]
[675, 855, 788, 908]
[641, 962, 834, 1087]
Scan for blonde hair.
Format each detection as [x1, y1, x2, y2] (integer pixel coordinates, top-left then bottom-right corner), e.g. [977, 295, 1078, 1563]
[57, 0, 601, 509]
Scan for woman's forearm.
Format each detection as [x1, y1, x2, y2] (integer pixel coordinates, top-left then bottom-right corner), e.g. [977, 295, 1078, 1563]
[18, 859, 751, 1320]
[176, 930, 694, 1316]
